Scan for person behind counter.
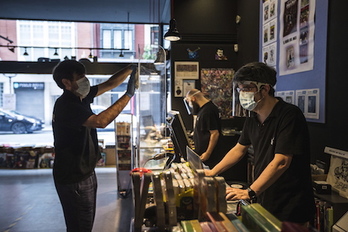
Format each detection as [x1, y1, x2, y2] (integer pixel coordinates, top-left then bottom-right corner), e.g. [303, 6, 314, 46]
[52, 60, 137, 231]
[205, 62, 315, 225]
[184, 89, 223, 169]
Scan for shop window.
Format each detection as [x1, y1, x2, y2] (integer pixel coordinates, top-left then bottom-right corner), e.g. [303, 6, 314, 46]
[17, 20, 75, 61]
[100, 23, 135, 58]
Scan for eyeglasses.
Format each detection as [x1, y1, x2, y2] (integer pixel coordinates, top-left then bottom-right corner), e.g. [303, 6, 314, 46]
[236, 86, 257, 93]
[235, 81, 270, 93]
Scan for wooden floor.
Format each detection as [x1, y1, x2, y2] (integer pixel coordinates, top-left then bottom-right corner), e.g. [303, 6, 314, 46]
[0, 167, 133, 232]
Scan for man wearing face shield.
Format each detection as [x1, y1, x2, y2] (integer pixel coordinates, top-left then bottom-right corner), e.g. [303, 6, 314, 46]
[184, 89, 224, 170]
[205, 62, 315, 226]
[52, 60, 137, 231]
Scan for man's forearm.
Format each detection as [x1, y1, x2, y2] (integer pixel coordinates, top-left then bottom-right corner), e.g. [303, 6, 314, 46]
[98, 94, 131, 126]
[250, 153, 292, 196]
[84, 94, 131, 128]
[109, 64, 133, 83]
[96, 65, 133, 96]
[210, 143, 247, 175]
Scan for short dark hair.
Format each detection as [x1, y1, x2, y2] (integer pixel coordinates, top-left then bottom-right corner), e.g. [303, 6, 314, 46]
[233, 62, 277, 87]
[53, 60, 86, 89]
[233, 62, 277, 96]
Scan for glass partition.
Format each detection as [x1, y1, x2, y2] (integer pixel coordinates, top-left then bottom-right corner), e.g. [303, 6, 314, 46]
[134, 44, 169, 170]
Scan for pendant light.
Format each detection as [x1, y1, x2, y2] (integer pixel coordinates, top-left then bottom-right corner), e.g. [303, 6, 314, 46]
[23, 47, 29, 56]
[7, 43, 15, 53]
[88, 49, 93, 58]
[164, 0, 181, 41]
[53, 48, 59, 56]
[119, 50, 124, 57]
[164, 18, 181, 41]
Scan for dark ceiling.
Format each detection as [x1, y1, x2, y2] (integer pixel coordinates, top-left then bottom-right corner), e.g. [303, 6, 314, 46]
[0, 0, 170, 24]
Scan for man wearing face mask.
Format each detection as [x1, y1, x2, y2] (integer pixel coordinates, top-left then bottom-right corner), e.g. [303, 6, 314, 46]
[52, 60, 137, 231]
[205, 62, 315, 226]
[184, 89, 223, 169]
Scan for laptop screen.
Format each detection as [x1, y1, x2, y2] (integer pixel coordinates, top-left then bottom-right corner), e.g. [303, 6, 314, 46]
[186, 146, 203, 171]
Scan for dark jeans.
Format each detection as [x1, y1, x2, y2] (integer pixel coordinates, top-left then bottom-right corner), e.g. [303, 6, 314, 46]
[55, 172, 98, 232]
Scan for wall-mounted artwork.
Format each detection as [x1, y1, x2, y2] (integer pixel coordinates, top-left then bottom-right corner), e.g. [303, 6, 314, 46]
[174, 61, 199, 80]
[279, 0, 315, 75]
[214, 48, 228, 60]
[200, 68, 234, 119]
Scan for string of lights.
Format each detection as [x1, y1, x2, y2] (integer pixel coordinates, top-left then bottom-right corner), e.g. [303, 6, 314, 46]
[0, 44, 129, 56]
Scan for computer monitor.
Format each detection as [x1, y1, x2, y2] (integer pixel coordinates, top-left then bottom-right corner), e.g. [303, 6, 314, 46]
[168, 111, 191, 161]
[186, 146, 203, 171]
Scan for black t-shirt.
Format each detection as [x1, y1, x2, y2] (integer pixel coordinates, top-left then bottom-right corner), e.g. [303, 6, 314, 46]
[239, 98, 315, 223]
[193, 101, 223, 167]
[52, 86, 100, 184]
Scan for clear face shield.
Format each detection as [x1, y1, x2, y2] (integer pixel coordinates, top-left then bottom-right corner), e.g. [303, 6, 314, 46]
[183, 98, 192, 115]
[183, 90, 201, 115]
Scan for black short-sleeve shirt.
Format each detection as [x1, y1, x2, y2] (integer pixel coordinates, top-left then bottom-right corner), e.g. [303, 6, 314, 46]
[52, 86, 100, 184]
[239, 98, 315, 223]
[193, 101, 223, 166]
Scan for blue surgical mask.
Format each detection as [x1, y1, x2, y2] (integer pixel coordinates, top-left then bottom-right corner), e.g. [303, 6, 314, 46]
[76, 77, 90, 98]
[239, 91, 259, 111]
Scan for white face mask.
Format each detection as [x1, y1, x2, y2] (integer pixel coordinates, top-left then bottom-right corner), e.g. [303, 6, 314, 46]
[75, 77, 90, 98]
[239, 91, 259, 111]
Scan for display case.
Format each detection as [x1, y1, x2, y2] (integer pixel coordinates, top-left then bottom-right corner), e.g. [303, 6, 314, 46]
[113, 45, 170, 197]
[133, 45, 170, 170]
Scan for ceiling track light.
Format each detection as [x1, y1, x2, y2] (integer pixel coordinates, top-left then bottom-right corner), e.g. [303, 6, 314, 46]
[0, 44, 129, 60]
[53, 48, 59, 56]
[88, 49, 93, 58]
[8, 43, 15, 53]
[23, 47, 28, 56]
[164, 18, 181, 41]
[119, 50, 124, 57]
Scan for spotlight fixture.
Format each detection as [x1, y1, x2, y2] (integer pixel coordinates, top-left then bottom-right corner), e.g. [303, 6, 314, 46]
[8, 44, 15, 53]
[119, 50, 124, 57]
[23, 47, 29, 56]
[164, 19, 181, 41]
[53, 48, 59, 56]
[88, 49, 93, 58]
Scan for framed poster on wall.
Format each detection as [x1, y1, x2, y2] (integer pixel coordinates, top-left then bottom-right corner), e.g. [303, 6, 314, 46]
[260, 0, 328, 123]
[174, 61, 199, 80]
[174, 61, 199, 97]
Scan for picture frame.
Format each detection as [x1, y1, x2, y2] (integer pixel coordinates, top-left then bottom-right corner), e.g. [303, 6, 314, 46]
[174, 61, 199, 80]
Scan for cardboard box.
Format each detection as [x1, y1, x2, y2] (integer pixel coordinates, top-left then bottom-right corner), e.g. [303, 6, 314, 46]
[104, 146, 116, 165]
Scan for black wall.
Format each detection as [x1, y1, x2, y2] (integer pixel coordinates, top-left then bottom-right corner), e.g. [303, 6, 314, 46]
[170, 0, 259, 130]
[307, 1, 348, 166]
[174, 0, 237, 39]
[236, 0, 260, 68]
[170, 0, 348, 168]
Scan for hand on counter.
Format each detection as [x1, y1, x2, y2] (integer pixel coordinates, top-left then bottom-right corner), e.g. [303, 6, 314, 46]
[226, 187, 249, 201]
[204, 169, 215, 176]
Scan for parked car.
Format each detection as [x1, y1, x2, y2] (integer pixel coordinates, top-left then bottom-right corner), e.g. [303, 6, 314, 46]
[0, 108, 44, 134]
